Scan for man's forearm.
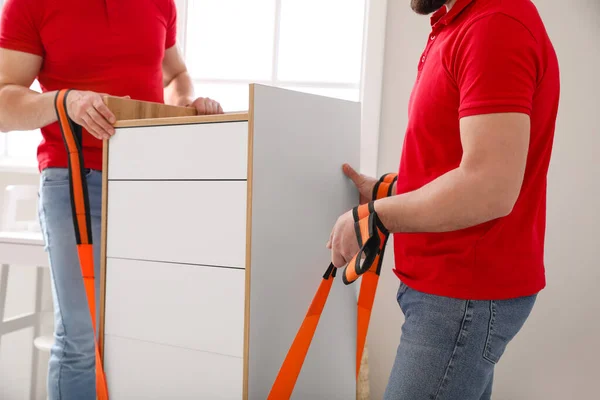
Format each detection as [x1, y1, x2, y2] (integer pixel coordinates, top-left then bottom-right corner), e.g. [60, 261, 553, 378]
[164, 71, 195, 107]
[0, 85, 58, 132]
[375, 167, 514, 233]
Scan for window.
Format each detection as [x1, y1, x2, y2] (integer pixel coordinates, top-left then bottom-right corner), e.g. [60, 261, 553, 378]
[0, 0, 368, 168]
[178, 0, 367, 112]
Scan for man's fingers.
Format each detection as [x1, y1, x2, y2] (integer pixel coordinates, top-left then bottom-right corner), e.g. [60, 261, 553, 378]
[330, 233, 346, 268]
[205, 98, 213, 114]
[195, 98, 207, 115]
[93, 99, 117, 125]
[332, 248, 346, 268]
[80, 115, 107, 140]
[343, 163, 364, 186]
[193, 98, 224, 115]
[88, 108, 115, 136]
[208, 99, 219, 114]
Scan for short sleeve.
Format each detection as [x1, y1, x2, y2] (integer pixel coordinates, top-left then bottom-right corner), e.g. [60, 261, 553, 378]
[165, 0, 177, 49]
[454, 13, 540, 119]
[0, 0, 43, 56]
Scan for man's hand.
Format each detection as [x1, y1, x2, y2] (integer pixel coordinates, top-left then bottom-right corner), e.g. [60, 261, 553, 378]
[343, 164, 377, 204]
[192, 97, 223, 115]
[66, 90, 117, 140]
[325, 164, 378, 268]
[326, 210, 359, 268]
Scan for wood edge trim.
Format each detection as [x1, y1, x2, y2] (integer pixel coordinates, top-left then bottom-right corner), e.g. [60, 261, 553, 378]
[99, 139, 109, 361]
[243, 84, 255, 400]
[102, 95, 197, 120]
[113, 113, 249, 128]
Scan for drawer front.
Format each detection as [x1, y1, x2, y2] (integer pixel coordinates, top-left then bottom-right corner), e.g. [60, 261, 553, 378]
[104, 258, 245, 357]
[106, 180, 247, 268]
[104, 335, 243, 400]
[108, 121, 248, 180]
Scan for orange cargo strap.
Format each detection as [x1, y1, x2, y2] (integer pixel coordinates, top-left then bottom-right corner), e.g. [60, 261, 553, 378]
[268, 173, 398, 399]
[54, 89, 109, 400]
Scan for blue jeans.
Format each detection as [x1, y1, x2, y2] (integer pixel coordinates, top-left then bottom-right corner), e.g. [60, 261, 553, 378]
[384, 282, 537, 400]
[38, 167, 102, 400]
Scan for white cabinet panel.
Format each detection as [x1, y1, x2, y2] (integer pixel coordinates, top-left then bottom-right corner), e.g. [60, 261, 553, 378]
[104, 258, 244, 357]
[106, 180, 247, 268]
[108, 121, 248, 180]
[248, 85, 359, 399]
[104, 335, 243, 400]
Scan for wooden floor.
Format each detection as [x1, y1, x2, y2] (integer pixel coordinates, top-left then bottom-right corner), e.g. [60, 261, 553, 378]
[357, 347, 370, 400]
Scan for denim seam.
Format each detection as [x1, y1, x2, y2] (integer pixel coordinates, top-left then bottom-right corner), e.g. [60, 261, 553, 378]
[396, 281, 408, 302]
[41, 172, 70, 187]
[40, 194, 66, 400]
[483, 300, 498, 364]
[432, 300, 472, 400]
[42, 168, 93, 187]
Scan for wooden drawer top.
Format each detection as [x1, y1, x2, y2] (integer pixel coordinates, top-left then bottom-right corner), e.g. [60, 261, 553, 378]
[103, 95, 248, 128]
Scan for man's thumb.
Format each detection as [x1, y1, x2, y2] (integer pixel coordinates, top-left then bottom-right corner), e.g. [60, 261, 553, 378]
[343, 164, 362, 185]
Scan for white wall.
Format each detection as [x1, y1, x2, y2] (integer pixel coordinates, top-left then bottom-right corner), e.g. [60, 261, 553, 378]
[369, 1, 600, 399]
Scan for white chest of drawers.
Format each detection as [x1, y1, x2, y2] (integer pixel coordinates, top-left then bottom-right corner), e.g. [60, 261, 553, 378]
[99, 85, 361, 399]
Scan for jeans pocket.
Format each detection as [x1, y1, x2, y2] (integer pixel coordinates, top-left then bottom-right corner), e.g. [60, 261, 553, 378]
[396, 281, 409, 300]
[483, 295, 537, 364]
[396, 281, 411, 315]
[483, 301, 501, 364]
[41, 167, 93, 187]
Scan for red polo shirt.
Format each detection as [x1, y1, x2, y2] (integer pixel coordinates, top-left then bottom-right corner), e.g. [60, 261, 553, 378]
[0, 0, 177, 171]
[393, 0, 560, 300]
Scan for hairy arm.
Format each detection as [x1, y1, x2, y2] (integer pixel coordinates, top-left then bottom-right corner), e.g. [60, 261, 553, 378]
[375, 112, 530, 233]
[162, 45, 195, 107]
[0, 48, 57, 132]
[0, 48, 117, 138]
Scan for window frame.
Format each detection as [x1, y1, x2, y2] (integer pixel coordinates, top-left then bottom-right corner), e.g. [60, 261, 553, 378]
[176, 0, 363, 95]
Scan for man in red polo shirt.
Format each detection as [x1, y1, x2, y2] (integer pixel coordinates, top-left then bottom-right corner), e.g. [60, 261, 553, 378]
[329, 0, 559, 398]
[0, 0, 221, 398]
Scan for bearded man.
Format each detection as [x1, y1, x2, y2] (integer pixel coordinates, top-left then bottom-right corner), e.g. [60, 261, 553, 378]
[327, 0, 560, 398]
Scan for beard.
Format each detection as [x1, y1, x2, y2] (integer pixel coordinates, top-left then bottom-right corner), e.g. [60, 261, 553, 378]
[411, 0, 447, 15]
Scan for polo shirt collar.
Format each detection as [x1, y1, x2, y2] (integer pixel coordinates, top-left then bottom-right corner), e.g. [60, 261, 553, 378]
[430, 0, 475, 27]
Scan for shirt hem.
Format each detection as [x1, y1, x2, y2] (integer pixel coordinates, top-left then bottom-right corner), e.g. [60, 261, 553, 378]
[459, 104, 532, 119]
[0, 40, 44, 57]
[394, 269, 546, 301]
[38, 157, 104, 173]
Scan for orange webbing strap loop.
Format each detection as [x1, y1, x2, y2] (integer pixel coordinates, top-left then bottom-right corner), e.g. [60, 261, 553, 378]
[267, 264, 337, 400]
[55, 89, 109, 400]
[373, 173, 398, 201]
[268, 201, 390, 399]
[342, 202, 384, 285]
[342, 202, 390, 377]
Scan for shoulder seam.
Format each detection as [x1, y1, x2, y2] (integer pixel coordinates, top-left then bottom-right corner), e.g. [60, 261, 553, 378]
[463, 11, 539, 44]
